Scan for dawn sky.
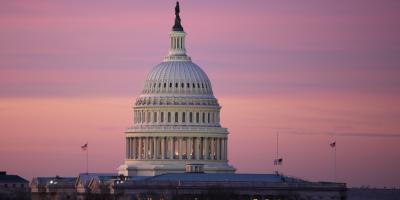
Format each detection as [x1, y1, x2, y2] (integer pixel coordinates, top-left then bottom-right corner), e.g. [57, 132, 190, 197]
[0, 1, 399, 187]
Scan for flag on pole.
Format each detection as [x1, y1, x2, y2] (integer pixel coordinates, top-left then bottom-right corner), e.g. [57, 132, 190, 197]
[330, 141, 336, 148]
[81, 143, 88, 151]
[274, 158, 283, 165]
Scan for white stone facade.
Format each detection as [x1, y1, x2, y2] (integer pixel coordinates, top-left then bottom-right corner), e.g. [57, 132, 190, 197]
[118, 25, 236, 176]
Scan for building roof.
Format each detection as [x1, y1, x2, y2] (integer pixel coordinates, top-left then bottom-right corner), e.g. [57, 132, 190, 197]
[0, 171, 28, 183]
[76, 173, 117, 187]
[144, 173, 307, 183]
[142, 61, 214, 97]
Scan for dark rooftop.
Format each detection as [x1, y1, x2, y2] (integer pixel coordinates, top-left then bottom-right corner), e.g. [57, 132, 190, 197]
[144, 173, 307, 183]
[0, 171, 28, 183]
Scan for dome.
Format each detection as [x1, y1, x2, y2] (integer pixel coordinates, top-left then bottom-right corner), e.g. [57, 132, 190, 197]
[141, 60, 214, 96]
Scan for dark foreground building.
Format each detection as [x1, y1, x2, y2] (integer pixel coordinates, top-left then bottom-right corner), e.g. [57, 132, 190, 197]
[0, 171, 30, 200]
[31, 170, 346, 200]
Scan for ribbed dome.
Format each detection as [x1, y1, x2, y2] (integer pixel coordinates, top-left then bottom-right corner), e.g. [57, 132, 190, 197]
[141, 60, 213, 96]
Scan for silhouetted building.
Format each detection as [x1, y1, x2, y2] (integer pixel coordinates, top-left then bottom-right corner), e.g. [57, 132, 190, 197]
[0, 171, 29, 200]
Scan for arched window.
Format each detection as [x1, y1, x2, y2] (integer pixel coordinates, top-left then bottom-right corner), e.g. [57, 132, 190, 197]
[168, 112, 171, 123]
[201, 83, 204, 88]
[196, 112, 199, 123]
[187, 83, 190, 88]
[159, 83, 161, 88]
[182, 112, 186, 123]
[193, 83, 196, 88]
[169, 83, 172, 88]
[161, 112, 164, 123]
[181, 83, 184, 88]
[208, 113, 210, 123]
[175, 112, 179, 123]
[175, 83, 178, 88]
[164, 83, 166, 88]
[202, 112, 205, 123]
[197, 83, 200, 88]
[189, 112, 193, 123]
[154, 112, 157, 123]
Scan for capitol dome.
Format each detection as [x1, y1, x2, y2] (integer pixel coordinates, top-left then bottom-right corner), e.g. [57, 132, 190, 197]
[142, 60, 213, 96]
[118, 2, 235, 176]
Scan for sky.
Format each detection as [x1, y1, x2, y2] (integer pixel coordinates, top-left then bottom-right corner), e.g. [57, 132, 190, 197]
[0, 0, 400, 188]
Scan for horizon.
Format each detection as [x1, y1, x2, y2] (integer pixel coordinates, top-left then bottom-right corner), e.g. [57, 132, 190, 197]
[0, 1, 399, 188]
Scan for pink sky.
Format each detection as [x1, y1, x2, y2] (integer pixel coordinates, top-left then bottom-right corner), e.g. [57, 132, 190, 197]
[0, 1, 399, 187]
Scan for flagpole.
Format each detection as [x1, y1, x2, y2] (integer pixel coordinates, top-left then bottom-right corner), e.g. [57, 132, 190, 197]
[276, 131, 279, 173]
[86, 142, 89, 174]
[334, 140, 336, 182]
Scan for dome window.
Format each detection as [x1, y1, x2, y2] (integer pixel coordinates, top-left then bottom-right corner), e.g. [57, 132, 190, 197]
[182, 112, 186, 123]
[161, 112, 164, 123]
[175, 83, 178, 88]
[168, 112, 171, 123]
[201, 83, 204, 88]
[181, 83, 184, 88]
[159, 83, 161, 88]
[208, 113, 210, 123]
[196, 112, 199, 123]
[193, 83, 196, 88]
[202, 112, 205, 123]
[189, 112, 193, 123]
[154, 112, 157, 123]
[164, 83, 167, 88]
[175, 112, 179, 123]
[154, 83, 157, 88]
[197, 83, 200, 88]
[187, 83, 190, 88]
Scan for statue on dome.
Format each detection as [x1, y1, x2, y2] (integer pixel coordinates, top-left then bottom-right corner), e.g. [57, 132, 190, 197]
[173, 1, 184, 31]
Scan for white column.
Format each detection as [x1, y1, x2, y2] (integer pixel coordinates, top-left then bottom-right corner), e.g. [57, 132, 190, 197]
[169, 137, 174, 160]
[210, 138, 215, 160]
[186, 138, 191, 160]
[138, 137, 142, 159]
[216, 138, 221, 160]
[221, 138, 225, 160]
[204, 137, 208, 160]
[153, 137, 157, 159]
[133, 138, 137, 159]
[126, 138, 129, 159]
[161, 137, 165, 160]
[144, 137, 148, 159]
[155, 137, 159, 159]
[225, 138, 228, 160]
[178, 137, 183, 160]
[195, 137, 200, 160]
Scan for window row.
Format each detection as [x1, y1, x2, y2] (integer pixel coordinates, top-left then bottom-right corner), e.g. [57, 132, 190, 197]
[134, 110, 220, 124]
[147, 82, 210, 89]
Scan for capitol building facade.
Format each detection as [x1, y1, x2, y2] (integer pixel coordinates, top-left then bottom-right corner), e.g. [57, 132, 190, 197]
[118, 2, 235, 176]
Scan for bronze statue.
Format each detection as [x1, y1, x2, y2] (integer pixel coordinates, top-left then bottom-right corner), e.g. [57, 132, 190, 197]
[173, 1, 183, 31]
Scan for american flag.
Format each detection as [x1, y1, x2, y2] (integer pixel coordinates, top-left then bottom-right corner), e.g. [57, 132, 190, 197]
[330, 141, 336, 148]
[274, 158, 283, 165]
[81, 143, 88, 151]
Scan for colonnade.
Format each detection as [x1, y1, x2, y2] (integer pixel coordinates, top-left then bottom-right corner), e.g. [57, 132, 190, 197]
[126, 136, 227, 161]
[134, 110, 220, 125]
